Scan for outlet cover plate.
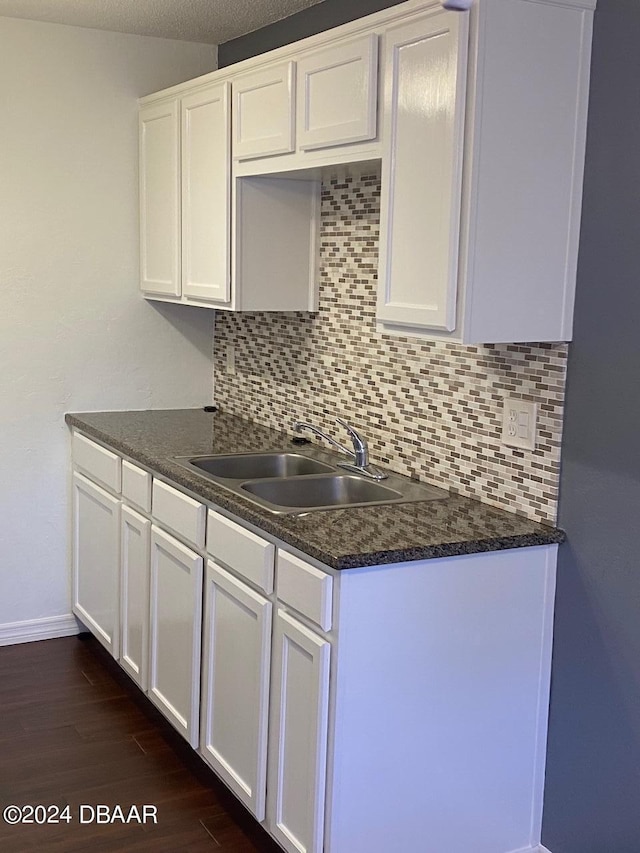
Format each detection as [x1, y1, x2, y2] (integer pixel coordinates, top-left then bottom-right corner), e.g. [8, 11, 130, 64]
[225, 343, 236, 376]
[502, 397, 537, 451]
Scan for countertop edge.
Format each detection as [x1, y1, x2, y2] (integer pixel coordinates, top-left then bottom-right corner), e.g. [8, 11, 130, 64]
[330, 531, 565, 570]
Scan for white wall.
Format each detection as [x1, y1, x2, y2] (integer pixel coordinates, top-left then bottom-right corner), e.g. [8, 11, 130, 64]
[0, 17, 217, 631]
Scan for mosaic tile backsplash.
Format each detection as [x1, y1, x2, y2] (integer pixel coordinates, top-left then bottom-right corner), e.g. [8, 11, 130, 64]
[213, 169, 567, 524]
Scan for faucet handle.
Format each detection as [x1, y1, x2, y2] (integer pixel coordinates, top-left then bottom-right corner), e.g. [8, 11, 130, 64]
[335, 416, 361, 439]
[335, 418, 368, 466]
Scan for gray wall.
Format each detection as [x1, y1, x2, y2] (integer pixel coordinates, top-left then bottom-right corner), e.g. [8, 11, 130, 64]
[219, 1, 640, 849]
[541, 0, 640, 850]
[218, 0, 404, 66]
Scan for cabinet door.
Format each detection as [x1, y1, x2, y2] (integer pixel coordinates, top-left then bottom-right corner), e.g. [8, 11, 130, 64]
[149, 526, 203, 747]
[377, 11, 468, 332]
[297, 34, 378, 151]
[267, 610, 330, 853]
[120, 505, 150, 690]
[201, 561, 272, 820]
[72, 472, 120, 658]
[233, 62, 295, 160]
[182, 82, 231, 304]
[139, 99, 181, 297]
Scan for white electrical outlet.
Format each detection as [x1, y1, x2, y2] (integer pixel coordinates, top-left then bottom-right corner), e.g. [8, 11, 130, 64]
[225, 343, 236, 376]
[502, 397, 537, 451]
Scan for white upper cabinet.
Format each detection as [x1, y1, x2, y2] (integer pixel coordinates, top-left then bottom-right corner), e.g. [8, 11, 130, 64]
[377, 0, 594, 343]
[140, 73, 317, 312]
[181, 82, 231, 304]
[233, 62, 296, 160]
[296, 34, 379, 151]
[458, 0, 593, 344]
[139, 99, 180, 297]
[138, 0, 594, 338]
[139, 83, 232, 305]
[377, 10, 467, 333]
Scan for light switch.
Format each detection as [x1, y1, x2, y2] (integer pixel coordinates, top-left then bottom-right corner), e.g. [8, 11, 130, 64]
[502, 397, 537, 451]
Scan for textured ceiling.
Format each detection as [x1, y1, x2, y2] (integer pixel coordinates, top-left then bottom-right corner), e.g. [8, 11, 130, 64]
[0, 0, 327, 44]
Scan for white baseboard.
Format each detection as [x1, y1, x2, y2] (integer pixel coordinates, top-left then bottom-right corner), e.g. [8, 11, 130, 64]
[0, 614, 80, 646]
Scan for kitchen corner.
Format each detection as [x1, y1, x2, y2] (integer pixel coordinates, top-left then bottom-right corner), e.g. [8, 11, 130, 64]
[70, 0, 592, 849]
[4, 0, 622, 850]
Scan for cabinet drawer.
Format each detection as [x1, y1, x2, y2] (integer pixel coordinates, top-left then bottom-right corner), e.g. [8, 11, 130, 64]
[152, 479, 206, 549]
[122, 460, 151, 512]
[277, 551, 332, 632]
[207, 510, 274, 594]
[72, 432, 121, 493]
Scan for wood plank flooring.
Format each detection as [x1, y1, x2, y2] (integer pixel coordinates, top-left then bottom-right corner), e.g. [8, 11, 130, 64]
[0, 634, 283, 852]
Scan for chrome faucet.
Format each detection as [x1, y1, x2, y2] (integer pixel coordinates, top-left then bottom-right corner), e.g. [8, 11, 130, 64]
[292, 417, 387, 481]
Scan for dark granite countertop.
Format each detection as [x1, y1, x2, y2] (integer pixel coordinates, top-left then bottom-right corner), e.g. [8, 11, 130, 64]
[65, 408, 565, 570]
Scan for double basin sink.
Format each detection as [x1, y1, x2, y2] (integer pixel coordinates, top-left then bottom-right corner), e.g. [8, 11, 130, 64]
[173, 450, 446, 515]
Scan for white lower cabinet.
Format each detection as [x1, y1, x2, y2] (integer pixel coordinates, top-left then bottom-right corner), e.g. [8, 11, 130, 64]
[267, 609, 331, 853]
[200, 560, 272, 820]
[120, 505, 151, 690]
[72, 471, 120, 658]
[70, 435, 557, 853]
[149, 525, 203, 747]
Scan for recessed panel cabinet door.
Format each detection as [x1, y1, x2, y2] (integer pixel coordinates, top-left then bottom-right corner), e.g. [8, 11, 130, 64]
[200, 561, 272, 821]
[233, 62, 295, 160]
[377, 11, 468, 332]
[297, 34, 378, 151]
[267, 610, 330, 853]
[149, 526, 203, 747]
[72, 472, 120, 658]
[120, 505, 150, 691]
[182, 82, 231, 304]
[139, 99, 181, 296]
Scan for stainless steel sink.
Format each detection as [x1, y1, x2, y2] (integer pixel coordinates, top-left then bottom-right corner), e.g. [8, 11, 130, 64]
[172, 450, 447, 515]
[187, 452, 334, 481]
[241, 474, 404, 512]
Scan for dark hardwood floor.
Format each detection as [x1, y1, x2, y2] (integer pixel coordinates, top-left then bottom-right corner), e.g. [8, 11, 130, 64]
[0, 634, 283, 852]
